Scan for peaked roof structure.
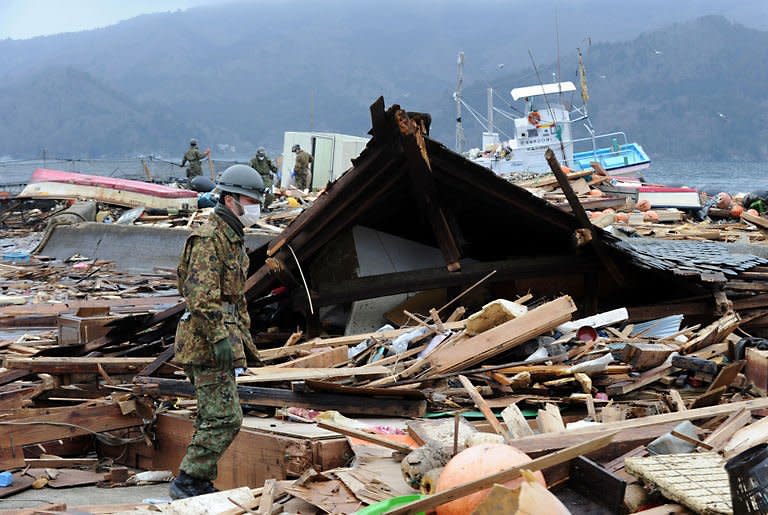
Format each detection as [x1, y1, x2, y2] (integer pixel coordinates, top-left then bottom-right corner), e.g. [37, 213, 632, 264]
[244, 98, 739, 325]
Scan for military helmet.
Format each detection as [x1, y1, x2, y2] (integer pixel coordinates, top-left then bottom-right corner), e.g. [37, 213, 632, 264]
[216, 164, 264, 202]
[190, 138, 198, 146]
[292, 144, 300, 152]
[256, 147, 266, 156]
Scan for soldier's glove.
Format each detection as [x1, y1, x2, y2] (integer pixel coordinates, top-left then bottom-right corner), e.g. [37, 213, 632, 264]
[213, 338, 234, 371]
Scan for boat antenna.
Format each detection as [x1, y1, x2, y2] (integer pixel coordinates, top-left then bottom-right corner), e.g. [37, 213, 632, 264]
[528, 50, 569, 165]
[454, 52, 465, 153]
[555, 10, 561, 87]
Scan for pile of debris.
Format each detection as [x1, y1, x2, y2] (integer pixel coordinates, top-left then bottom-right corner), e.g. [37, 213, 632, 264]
[5, 98, 768, 513]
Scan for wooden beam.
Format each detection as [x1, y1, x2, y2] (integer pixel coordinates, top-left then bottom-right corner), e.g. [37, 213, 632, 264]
[509, 397, 768, 456]
[236, 366, 389, 384]
[545, 148, 624, 285]
[4, 357, 160, 375]
[458, 375, 512, 442]
[317, 421, 412, 454]
[400, 111, 462, 271]
[312, 256, 597, 307]
[425, 295, 577, 374]
[133, 376, 425, 417]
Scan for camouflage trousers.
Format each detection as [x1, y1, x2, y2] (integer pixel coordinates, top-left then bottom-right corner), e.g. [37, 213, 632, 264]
[261, 174, 274, 208]
[186, 166, 203, 180]
[179, 365, 243, 481]
[294, 169, 309, 190]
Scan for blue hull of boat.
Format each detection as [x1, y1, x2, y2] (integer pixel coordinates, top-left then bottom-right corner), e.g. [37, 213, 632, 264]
[573, 142, 650, 177]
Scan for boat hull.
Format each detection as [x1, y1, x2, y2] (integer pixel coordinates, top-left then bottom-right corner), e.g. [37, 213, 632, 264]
[18, 169, 198, 210]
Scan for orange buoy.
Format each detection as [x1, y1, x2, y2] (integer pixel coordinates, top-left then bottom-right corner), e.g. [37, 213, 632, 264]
[716, 192, 732, 209]
[747, 208, 760, 217]
[435, 444, 545, 515]
[731, 204, 744, 218]
[644, 210, 659, 222]
[636, 199, 651, 212]
[615, 212, 629, 223]
[588, 189, 604, 197]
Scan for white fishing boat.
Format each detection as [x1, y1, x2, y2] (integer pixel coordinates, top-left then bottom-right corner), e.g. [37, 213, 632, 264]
[455, 53, 651, 178]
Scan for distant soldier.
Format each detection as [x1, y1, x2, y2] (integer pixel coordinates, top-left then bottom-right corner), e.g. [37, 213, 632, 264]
[250, 147, 278, 208]
[169, 164, 264, 500]
[180, 139, 210, 181]
[292, 144, 313, 191]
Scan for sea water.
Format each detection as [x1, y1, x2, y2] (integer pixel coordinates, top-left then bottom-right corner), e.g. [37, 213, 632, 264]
[643, 160, 768, 195]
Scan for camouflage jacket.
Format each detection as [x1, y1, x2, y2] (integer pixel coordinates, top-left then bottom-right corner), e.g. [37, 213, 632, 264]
[182, 147, 205, 174]
[294, 150, 313, 172]
[250, 155, 278, 178]
[174, 213, 252, 367]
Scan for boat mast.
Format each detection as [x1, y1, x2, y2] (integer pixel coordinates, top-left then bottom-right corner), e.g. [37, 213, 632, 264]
[455, 52, 465, 153]
[487, 88, 494, 136]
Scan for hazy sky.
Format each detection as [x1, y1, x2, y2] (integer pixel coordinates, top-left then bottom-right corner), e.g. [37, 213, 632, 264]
[0, 0, 225, 39]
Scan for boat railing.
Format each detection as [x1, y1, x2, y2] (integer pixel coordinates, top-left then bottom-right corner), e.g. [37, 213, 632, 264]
[571, 131, 630, 149]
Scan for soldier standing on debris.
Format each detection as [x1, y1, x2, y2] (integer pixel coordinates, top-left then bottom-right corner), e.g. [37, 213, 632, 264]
[169, 164, 264, 500]
[292, 144, 313, 191]
[180, 138, 210, 181]
[250, 147, 278, 208]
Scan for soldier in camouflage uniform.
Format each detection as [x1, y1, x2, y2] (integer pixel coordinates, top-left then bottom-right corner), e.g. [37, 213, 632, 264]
[249, 147, 278, 208]
[169, 164, 264, 500]
[180, 139, 209, 181]
[292, 144, 313, 190]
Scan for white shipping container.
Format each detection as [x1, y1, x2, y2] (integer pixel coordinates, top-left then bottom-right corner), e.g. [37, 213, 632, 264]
[279, 131, 369, 190]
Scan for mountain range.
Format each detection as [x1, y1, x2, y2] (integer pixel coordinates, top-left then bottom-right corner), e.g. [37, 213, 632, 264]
[0, 0, 766, 161]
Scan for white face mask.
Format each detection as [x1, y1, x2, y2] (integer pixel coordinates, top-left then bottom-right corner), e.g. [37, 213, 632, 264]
[234, 198, 261, 227]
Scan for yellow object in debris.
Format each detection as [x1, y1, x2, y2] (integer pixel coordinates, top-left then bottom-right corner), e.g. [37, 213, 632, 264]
[287, 197, 300, 208]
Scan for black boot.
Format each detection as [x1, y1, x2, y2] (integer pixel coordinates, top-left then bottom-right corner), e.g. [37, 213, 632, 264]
[169, 471, 213, 500]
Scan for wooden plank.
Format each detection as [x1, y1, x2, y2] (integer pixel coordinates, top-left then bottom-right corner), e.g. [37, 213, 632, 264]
[741, 211, 768, 230]
[537, 403, 566, 433]
[0, 403, 142, 447]
[703, 408, 751, 452]
[509, 397, 768, 456]
[274, 346, 347, 369]
[0, 445, 25, 470]
[4, 357, 158, 374]
[258, 478, 276, 515]
[426, 295, 577, 373]
[257, 321, 466, 361]
[606, 354, 676, 396]
[458, 375, 512, 442]
[501, 403, 535, 439]
[134, 376, 426, 417]
[708, 360, 745, 392]
[136, 345, 175, 377]
[316, 421, 413, 454]
[681, 312, 740, 354]
[688, 386, 727, 410]
[24, 457, 98, 468]
[383, 431, 616, 515]
[237, 366, 390, 384]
